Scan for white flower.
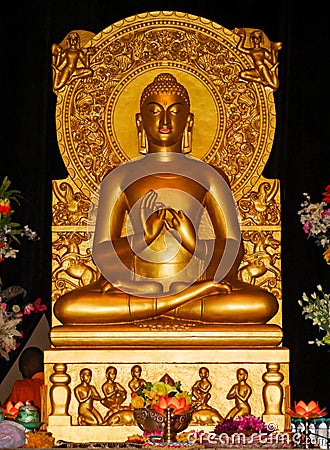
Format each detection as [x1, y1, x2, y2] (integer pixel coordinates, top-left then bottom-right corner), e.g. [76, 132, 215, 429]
[298, 191, 330, 252]
[298, 187, 330, 346]
[299, 287, 330, 346]
[0, 176, 45, 360]
[0, 304, 23, 360]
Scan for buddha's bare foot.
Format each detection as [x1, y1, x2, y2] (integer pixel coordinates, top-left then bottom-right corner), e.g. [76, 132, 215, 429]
[100, 278, 116, 293]
[216, 281, 232, 294]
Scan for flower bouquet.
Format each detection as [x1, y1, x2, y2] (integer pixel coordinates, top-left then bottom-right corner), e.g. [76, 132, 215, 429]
[214, 415, 268, 436]
[0, 176, 46, 360]
[131, 379, 193, 442]
[209, 416, 286, 447]
[298, 185, 330, 346]
[298, 285, 330, 346]
[298, 185, 330, 261]
[131, 380, 192, 414]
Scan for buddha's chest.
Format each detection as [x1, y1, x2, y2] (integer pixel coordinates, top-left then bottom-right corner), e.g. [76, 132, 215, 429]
[124, 174, 208, 210]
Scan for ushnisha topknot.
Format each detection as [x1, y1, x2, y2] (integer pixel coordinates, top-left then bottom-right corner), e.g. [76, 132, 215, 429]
[140, 73, 190, 109]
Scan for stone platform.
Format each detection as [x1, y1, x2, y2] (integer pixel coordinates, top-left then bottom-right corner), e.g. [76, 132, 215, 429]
[44, 347, 289, 444]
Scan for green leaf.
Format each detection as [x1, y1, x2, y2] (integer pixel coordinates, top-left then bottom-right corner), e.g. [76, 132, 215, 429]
[0, 285, 27, 301]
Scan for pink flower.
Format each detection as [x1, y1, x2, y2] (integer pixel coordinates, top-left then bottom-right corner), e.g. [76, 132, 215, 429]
[23, 303, 35, 315]
[33, 297, 47, 312]
[152, 394, 191, 415]
[322, 207, 330, 219]
[303, 220, 312, 236]
[22, 298, 47, 315]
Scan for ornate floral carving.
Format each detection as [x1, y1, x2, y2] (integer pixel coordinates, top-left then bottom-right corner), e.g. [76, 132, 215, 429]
[52, 231, 98, 299]
[238, 230, 281, 297]
[238, 180, 280, 226]
[53, 181, 91, 226]
[53, 15, 280, 198]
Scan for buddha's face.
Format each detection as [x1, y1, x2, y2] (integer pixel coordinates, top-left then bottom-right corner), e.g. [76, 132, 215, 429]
[140, 93, 189, 152]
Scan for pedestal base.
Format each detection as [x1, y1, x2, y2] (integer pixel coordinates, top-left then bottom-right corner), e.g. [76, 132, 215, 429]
[44, 347, 289, 445]
[50, 323, 283, 348]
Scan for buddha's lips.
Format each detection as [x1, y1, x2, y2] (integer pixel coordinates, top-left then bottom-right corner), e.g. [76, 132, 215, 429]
[160, 128, 171, 134]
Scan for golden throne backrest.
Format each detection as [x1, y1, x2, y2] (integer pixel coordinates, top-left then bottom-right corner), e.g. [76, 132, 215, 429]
[51, 11, 282, 327]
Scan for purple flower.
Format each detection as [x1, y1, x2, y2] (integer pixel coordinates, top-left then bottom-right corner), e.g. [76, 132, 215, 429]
[214, 416, 267, 434]
[303, 220, 312, 236]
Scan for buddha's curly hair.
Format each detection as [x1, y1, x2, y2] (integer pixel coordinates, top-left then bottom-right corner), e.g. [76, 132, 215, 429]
[140, 73, 190, 109]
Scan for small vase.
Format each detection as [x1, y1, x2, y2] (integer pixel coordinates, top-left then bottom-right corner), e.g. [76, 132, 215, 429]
[133, 407, 193, 442]
[15, 402, 42, 432]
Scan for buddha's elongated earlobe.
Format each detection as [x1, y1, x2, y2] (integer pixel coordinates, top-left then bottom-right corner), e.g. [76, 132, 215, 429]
[136, 113, 148, 154]
[181, 112, 194, 154]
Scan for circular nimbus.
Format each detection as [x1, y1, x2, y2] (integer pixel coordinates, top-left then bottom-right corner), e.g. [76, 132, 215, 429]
[89, 152, 241, 297]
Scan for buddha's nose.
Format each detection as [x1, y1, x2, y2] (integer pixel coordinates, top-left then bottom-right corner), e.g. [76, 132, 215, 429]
[159, 110, 171, 133]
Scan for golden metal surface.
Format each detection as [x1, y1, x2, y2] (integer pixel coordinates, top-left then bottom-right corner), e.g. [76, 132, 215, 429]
[52, 13, 280, 197]
[52, 68, 281, 328]
[50, 323, 283, 347]
[191, 366, 223, 426]
[47, 12, 288, 444]
[44, 348, 289, 442]
[225, 367, 252, 419]
[51, 11, 283, 334]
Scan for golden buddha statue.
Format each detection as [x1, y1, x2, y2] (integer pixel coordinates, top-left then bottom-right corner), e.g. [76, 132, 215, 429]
[54, 73, 278, 326]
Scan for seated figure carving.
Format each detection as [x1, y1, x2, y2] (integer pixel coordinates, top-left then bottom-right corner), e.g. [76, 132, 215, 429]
[54, 73, 278, 325]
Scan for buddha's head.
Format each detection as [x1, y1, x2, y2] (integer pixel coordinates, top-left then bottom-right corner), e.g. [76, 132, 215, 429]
[136, 73, 194, 154]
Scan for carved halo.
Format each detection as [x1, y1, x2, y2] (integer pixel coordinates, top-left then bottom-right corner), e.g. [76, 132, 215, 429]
[54, 11, 276, 200]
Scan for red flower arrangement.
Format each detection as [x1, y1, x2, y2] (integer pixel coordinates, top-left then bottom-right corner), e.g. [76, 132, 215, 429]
[0, 176, 46, 360]
[298, 185, 330, 346]
[131, 380, 192, 415]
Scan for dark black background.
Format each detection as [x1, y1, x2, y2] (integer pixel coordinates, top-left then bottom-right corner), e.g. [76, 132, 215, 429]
[2, 0, 329, 410]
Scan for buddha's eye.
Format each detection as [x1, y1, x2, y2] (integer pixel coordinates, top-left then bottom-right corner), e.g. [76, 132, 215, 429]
[147, 103, 162, 115]
[168, 104, 183, 115]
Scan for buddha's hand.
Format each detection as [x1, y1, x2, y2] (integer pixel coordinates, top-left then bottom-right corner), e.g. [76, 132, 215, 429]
[141, 190, 166, 245]
[166, 208, 196, 255]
